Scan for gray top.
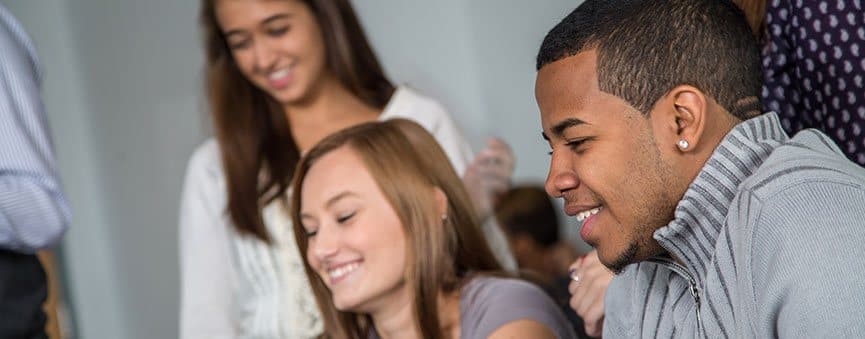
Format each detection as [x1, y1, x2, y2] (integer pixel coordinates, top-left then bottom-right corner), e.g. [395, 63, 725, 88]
[460, 276, 576, 339]
[604, 112, 865, 338]
[370, 276, 576, 338]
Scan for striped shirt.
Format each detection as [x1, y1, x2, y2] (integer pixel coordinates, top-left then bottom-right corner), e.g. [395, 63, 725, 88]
[0, 5, 70, 253]
[604, 112, 865, 338]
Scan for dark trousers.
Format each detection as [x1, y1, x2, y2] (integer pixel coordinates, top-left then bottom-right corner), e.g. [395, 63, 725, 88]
[0, 249, 48, 339]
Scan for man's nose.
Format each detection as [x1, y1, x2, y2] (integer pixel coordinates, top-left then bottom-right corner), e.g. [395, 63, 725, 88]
[545, 151, 579, 198]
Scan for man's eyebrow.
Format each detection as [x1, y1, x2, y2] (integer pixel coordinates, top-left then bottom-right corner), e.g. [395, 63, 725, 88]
[544, 118, 589, 140]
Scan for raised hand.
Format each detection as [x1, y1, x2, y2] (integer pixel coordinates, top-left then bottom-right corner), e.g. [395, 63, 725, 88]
[462, 138, 515, 220]
[568, 250, 614, 338]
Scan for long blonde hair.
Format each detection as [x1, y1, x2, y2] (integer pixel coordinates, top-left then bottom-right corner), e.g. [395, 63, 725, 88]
[289, 119, 502, 338]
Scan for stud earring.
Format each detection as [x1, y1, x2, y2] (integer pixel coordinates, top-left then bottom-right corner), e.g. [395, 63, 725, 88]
[678, 139, 690, 150]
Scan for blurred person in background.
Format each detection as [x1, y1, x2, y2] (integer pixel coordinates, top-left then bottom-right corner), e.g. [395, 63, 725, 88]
[495, 185, 613, 338]
[290, 119, 575, 339]
[0, 4, 71, 339]
[496, 185, 576, 283]
[179, 0, 516, 338]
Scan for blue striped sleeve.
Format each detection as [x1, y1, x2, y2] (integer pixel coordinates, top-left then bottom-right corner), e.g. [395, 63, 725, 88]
[0, 5, 70, 253]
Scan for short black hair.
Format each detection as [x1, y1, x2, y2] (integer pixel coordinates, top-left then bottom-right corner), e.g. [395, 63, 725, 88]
[495, 186, 560, 248]
[535, 0, 625, 71]
[536, 0, 762, 120]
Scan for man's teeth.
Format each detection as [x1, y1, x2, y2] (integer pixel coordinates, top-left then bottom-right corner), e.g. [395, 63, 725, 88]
[576, 207, 602, 221]
[328, 262, 360, 280]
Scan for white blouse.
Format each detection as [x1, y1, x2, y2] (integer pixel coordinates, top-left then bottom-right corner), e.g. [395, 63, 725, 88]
[178, 86, 515, 339]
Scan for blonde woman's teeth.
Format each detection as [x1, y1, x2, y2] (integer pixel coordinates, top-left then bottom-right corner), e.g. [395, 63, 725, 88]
[328, 262, 360, 280]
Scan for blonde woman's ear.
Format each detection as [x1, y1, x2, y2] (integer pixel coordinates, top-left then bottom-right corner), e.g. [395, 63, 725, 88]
[433, 187, 449, 221]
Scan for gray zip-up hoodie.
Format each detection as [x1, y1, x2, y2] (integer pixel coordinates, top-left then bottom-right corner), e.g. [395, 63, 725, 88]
[603, 112, 865, 338]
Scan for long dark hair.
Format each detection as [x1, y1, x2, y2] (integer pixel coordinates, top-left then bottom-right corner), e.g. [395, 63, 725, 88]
[290, 119, 503, 338]
[732, 0, 767, 40]
[199, 0, 395, 241]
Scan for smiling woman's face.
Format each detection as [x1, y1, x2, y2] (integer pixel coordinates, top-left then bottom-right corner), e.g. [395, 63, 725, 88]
[299, 145, 409, 312]
[215, 0, 329, 105]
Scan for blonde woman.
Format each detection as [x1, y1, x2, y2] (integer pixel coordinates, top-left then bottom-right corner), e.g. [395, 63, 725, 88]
[290, 119, 576, 339]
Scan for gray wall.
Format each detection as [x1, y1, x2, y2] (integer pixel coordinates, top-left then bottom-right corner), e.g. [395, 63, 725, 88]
[4, 0, 582, 337]
[354, 0, 575, 182]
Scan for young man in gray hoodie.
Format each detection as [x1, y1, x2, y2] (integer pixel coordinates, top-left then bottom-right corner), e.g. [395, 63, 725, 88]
[534, 0, 865, 337]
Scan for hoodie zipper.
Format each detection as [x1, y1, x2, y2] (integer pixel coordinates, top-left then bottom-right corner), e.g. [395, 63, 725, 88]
[648, 257, 703, 337]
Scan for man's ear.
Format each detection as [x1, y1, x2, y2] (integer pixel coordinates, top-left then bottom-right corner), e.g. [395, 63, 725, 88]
[667, 85, 707, 153]
[433, 187, 449, 220]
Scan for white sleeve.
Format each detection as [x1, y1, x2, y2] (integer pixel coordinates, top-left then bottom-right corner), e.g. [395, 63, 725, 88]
[426, 102, 474, 176]
[481, 218, 517, 271]
[178, 146, 238, 339]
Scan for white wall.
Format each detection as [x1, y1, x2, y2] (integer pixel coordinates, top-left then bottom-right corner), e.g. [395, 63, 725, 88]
[352, 0, 490, 147]
[352, 1, 577, 173]
[463, 1, 575, 182]
[5, 0, 204, 337]
[5, 0, 584, 337]
[60, 0, 205, 338]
